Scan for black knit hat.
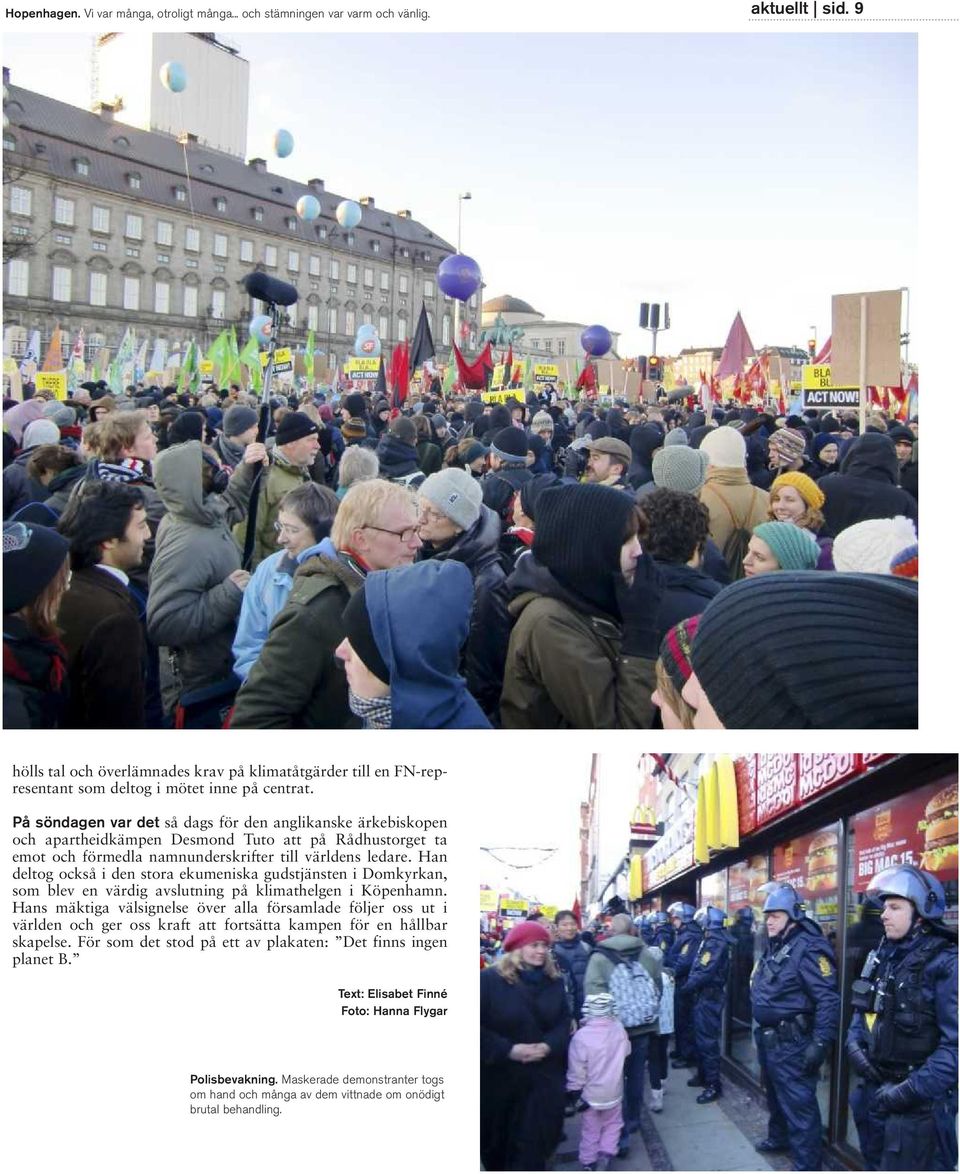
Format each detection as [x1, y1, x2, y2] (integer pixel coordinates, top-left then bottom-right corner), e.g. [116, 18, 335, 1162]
[691, 572, 918, 728]
[519, 472, 560, 522]
[341, 584, 390, 684]
[167, 410, 205, 446]
[275, 411, 318, 446]
[3, 521, 70, 613]
[490, 426, 528, 463]
[533, 483, 637, 618]
[344, 393, 367, 420]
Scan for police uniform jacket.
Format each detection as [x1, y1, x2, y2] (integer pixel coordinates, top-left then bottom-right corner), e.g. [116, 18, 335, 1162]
[666, 922, 702, 979]
[683, 927, 732, 995]
[750, 917, 840, 1044]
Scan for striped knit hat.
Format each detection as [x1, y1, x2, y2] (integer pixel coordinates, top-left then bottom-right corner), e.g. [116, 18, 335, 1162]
[691, 573, 918, 728]
[581, 993, 618, 1020]
[659, 615, 701, 695]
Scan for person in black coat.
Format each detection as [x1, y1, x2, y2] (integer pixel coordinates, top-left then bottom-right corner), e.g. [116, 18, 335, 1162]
[626, 423, 663, 490]
[818, 433, 919, 538]
[639, 488, 722, 645]
[415, 469, 511, 721]
[374, 416, 425, 487]
[552, 909, 592, 1023]
[481, 920, 570, 1172]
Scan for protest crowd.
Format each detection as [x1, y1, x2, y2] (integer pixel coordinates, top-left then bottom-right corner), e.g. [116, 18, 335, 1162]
[3, 377, 919, 729]
[480, 867, 956, 1172]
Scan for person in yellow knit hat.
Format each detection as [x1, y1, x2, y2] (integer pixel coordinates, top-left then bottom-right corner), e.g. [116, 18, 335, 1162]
[764, 471, 833, 569]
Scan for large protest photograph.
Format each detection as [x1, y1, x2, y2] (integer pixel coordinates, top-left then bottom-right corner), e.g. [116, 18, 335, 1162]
[3, 32, 918, 729]
[479, 752, 957, 1171]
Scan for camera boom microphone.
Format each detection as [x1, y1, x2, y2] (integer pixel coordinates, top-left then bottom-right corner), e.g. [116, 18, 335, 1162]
[242, 271, 299, 306]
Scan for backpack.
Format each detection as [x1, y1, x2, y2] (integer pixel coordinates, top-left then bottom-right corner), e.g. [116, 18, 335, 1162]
[597, 946, 660, 1029]
[709, 484, 759, 580]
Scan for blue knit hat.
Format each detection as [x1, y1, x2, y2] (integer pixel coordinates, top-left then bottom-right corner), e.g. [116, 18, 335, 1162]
[752, 521, 819, 571]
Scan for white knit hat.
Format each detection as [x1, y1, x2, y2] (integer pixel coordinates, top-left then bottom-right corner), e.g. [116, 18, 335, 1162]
[833, 516, 917, 574]
[700, 425, 747, 468]
[418, 468, 482, 531]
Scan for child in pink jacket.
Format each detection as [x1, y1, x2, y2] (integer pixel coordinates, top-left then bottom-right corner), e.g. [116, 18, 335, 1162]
[566, 993, 632, 1171]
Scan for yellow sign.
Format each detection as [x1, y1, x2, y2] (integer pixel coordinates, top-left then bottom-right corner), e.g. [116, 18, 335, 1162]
[344, 356, 379, 376]
[538, 905, 558, 921]
[199, 359, 214, 376]
[801, 364, 856, 391]
[261, 347, 293, 375]
[479, 890, 499, 913]
[482, 390, 518, 404]
[499, 898, 529, 915]
[534, 363, 559, 384]
[35, 371, 68, 400]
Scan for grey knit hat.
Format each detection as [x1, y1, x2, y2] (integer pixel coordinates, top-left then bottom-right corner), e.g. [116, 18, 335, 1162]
[531, 410, 554, 432]
[664, 427, 689, 447]
[42, 401, 77, 428]
[223, 404, 259, 438]
[418, 468, 483, 532]
[652, 445, 710, 494]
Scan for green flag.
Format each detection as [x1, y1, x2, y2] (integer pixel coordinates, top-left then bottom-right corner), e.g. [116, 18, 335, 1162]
[224, 326, 241, 387]
[206, 329, 230, 383]
[238, 335, 262, 392]
[178, 340, 196, 393]
[304, 330, 315, 382]
[441, 362, 456, 395]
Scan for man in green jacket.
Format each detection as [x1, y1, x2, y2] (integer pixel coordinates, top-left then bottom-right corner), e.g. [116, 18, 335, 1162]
[230, 479, 421, 728]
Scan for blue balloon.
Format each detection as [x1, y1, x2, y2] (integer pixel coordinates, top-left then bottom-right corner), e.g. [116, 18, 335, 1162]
[437, 253, 481, 302]
[354, 324, 381, 358]
[296, 194, 321, 221]
[159, 61, 187, 93]
[249, 314, 273, 347]
[581, 324, 612, 357]
[273, 128, 294, 158]
[336, 199, 362, 229]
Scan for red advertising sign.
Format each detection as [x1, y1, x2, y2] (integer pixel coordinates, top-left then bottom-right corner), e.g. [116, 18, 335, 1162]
[727, 855, 769, 911]
[772, 824, 840, 899]
[852, 778, 958, 891]
[734, 756, 757, 836]
[797, 753, 861, 802]
[745, 754, 898, 830]
[756, 755, 798, 825]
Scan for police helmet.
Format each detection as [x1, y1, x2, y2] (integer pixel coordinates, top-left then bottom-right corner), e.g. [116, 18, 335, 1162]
[760, 882, 804, 920]
[867, 865, 946, 922]
[735, 906, 754, 925]
[693, 906, 707, 927]
[654, 911, 670, 927]
[700, 905, 726, 928]
[668, 901, 697, 923]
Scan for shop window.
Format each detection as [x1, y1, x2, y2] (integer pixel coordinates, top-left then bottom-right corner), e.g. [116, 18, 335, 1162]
[773, 821, 841, 1131]
[839, 780, 958, 1158]
[726, 854, 769, 1080]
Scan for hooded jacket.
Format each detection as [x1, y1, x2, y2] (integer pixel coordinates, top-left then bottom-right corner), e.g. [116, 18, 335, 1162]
[417, 505, 511, 719]
[627, 424, 663, 490]
[230, 550, 362, 728]
[232, 536, 333, 681]
[146, 441, 255, 712]
[583, 933, 663, 1037]
[818, 433, 919, 537]
[363, 560, 491, 729]
[233, 451, 311, 569]
[375, 433, 424, 486]
[653, 560, 723, 644]
[698, 466, 770, 561]
[499, 556, 656, 730]
[566, 1016, 631, 1109]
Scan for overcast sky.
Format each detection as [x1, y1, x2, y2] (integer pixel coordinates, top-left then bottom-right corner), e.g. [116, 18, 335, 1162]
[3, 32, 917, 358]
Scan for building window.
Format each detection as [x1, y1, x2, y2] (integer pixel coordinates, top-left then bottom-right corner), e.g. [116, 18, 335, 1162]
[344, 308, 356, 335]
[346, 232, 355, 247]
[317, 226, 327, 240]
[52, 265, 72, 303]
[544, 339, 553, 352]
[287, 302, 297, 328]
[397, 317, 408, 343]
[3, 133, 15, 151]
[469, 295, 477, 310]
[92, 240, 108, 253]
[253, 206, 264, 222]
[379, 313, 390, 341]
[156, 220, 173, 247]
[557, 339, 566, 356]
[211, 289, 226, 320]
[380, 272, 390, 292]
[288, 250, 300, 273]
[154, 281, 170, 314]
[185, 258, 198, 268]
[10, 225, 29, 237]
[362, 307, 373, 326]
[53, 196, 75, 226]
[125, 213, 142, 240]
[286, 216, 297, 231]
[307, 303, 319, 331]
[309, 255, 321, 277]
[91, 205, 110, 233]
[183, 285, 198, 317]
[10, 185, 32, 215]
[7, 258, 29, 297]
[424, 279, 434, 298]
[185, 226, 200, 252]
[214, 196, 227, 212]
[156, 252, 171, 264]
[363, 267, 374, 288]
[239, 239, 253, 263]
[174, 186, 187, 203]
[127, 173, 141, 190]
[89, 271, 107, 305]
[213, 233, 228, 258]
[264, 244, 277, 267]
[54, 232, 72, 245]
[73, 157, 90, 176]
[329, 259, 340, 281]
[122, 276, 140, 310]
[442, 316, 451, 346]
[125, 247, 140, 258]
[213, 264, 226, 274]
[346, 264, 357, 285]
[372, 240, 380, 254]
[327, 306, 337, 334]
[398, 274, 409, 295]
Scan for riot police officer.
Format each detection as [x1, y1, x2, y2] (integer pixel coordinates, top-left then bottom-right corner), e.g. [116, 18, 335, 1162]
[846, 865, 958, 1171]
[751, 882, 839, 1170]
[638, 912, 657, 946]
[653, 909, 676, 954]
[684, 905, 733, 1103]
[665, 901, 701, 1067]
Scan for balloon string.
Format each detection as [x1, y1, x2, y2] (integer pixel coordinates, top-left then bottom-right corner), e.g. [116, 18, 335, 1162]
[181, 139, 195, 226]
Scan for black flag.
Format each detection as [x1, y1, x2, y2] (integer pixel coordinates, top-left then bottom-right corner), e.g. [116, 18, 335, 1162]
[375, 355, 387, 400]
[409, 303, 435, 376]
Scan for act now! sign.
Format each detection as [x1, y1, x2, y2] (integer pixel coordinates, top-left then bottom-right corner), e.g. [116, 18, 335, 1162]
[801, 364, 859, 409]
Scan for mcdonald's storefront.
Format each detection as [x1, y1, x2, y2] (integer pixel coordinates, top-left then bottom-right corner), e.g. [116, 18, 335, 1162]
[632, 752, 958, 1169]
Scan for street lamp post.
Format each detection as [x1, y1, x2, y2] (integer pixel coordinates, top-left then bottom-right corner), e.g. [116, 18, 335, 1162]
[454, 191, 472, 354]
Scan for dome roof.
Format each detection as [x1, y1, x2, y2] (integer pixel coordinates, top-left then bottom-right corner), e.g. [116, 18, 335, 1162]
[482, 294, 539, 316]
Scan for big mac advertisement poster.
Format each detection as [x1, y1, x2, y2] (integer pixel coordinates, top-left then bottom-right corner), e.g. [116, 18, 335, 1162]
[851, 779, 958, 891]
[772, 827, 840, 898]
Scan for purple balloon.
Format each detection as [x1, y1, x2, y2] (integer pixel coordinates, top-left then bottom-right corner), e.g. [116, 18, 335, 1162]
[437, 253, 481, 302]
[581, 324, 612, 357]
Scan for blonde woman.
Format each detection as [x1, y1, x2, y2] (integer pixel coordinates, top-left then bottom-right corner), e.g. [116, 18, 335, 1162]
[766, 472, 833, 569]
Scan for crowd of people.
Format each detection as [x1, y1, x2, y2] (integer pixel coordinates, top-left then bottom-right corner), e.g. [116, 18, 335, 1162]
[480, 866, 956, 1171]
[4, 378, 919, 728]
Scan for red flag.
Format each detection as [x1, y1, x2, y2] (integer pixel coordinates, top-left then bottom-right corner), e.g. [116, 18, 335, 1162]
[389, 341, 410, 410]
[813, 336, 832, 365]
[576, 360, 597, 394]
[453, 343, 492, 390]
[716, 311, 756, 381]
[572, 896, 582, 928]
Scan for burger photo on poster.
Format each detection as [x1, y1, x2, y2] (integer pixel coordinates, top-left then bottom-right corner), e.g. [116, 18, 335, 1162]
[805, 829, 839, 892]
[919, 782, 958, 872]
